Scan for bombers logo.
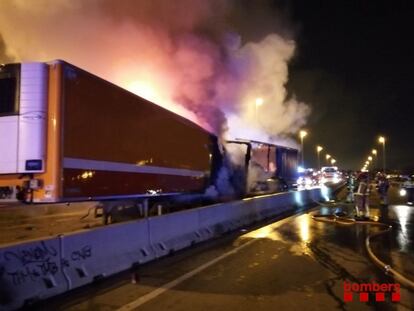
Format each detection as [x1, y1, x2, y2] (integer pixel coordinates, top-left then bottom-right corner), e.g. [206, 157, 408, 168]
[343, 281, 400, 302]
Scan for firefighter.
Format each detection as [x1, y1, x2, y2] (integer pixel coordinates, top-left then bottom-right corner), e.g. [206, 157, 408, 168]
[346, 171, 355, 203]
[377, 173, 390, 205]
[355, 172, 370, 219]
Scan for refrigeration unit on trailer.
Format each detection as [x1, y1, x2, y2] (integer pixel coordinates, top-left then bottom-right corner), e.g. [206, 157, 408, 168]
[0, 63, 48, 200]
[0, 60, 219, 204]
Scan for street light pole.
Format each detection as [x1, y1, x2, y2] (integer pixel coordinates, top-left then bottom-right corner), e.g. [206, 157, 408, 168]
[317, 146, 323, 170]
[299, 130, 308, 167]
[378, 136, 386, 173]
[372, 149, 377, 171]
[326, 154, 331, 165]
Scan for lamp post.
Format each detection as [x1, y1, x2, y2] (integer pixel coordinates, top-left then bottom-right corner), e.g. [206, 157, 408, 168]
[326, 154, 331, 165]
[331, 158, 336, 165]
[255, 98, 263, 122]
[316, 146, 323, 170]
[378, 136, 386, 173]
[372, 149, 378, 171]
[299, 130, 308, 167]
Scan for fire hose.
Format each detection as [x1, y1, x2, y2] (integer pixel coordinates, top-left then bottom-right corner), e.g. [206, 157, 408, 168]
[311, 213, 414, 290]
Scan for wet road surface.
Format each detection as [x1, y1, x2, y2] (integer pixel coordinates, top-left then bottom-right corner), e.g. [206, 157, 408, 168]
[31, 184, 414, 310]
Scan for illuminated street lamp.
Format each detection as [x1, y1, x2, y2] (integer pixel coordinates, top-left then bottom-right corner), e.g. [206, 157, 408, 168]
[255, 98, 263, 122]
[331, 158, 336, 165]
[368, 156, 373, 161]
[372, 149, 378, 170]
[378, 136, 386, 173]
[326, 154, 331, 165]
[316, 146, 323, 170]
[299, 130, 308, 167]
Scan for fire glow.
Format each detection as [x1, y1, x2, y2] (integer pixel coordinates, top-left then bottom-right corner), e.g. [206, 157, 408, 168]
[0, 0, 310, 144]
[124, 78, 199, 125]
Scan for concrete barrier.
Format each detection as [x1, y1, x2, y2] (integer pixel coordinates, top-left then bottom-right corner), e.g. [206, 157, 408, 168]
[197, 202, 235, 238]
[0, 188, 322, 310]
[248, 192, 294, 219]
[0, 238, 65, 310]
[61, 219, 153, 290]
[148, 210, 201, 258]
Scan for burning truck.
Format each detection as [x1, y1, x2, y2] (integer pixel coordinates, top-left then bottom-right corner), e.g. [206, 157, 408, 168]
[0, 60, 298, 221]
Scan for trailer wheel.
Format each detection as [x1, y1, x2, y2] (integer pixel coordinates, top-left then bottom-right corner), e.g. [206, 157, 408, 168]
[104, 213, 114, 225]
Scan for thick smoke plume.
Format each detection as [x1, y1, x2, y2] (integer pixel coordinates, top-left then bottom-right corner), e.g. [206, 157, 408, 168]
[0, 0, 310, 145]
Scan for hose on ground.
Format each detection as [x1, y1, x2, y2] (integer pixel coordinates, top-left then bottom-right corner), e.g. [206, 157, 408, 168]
[311, 213, 414, 290]
[311, 198, 354, 207]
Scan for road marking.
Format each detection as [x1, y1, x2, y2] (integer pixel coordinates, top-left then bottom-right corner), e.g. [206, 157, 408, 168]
[117, 212, 304, 310]
[117, 238, 256, 311]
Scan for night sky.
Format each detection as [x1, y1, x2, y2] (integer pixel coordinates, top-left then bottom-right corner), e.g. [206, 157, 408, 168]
[1, 1, 412, 171]
[285, 0, 414, 171]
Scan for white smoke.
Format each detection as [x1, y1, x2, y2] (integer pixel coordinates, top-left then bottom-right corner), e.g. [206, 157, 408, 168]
[0, 0, 310, 143]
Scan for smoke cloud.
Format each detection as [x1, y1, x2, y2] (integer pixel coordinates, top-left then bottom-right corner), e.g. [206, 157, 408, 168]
[0, 33, 14, 63]
[0, 0, 310, 145]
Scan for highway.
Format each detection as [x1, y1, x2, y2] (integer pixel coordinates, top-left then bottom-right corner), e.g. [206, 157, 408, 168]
[28, 184, 414, 310]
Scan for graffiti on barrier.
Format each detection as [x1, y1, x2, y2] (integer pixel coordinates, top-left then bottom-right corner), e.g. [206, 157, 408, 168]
[0, 241, 93, 286]
[3, 241, 57, 266]
[1, 241, 58, 286]
[71, 245, 92, 261]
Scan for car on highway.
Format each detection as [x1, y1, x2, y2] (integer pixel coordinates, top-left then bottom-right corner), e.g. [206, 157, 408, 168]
[295, 169, 318, 189]
[399, 177, 414, 205]
[320, 166, 341, 184]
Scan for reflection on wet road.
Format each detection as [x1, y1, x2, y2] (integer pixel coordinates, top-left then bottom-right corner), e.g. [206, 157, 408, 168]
[34, 185, 414, 310]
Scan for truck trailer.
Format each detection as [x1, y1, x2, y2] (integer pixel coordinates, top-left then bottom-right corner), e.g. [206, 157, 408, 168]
[226, 139, 298, 194]
[0, 60, 220, 204]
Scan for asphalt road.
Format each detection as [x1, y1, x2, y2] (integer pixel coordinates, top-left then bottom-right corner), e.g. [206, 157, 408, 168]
[30, 184, 414, 311]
